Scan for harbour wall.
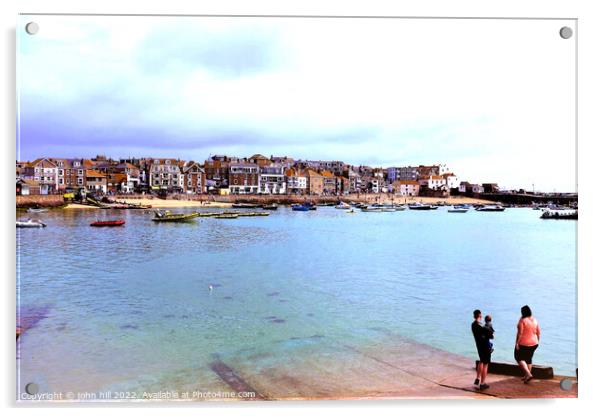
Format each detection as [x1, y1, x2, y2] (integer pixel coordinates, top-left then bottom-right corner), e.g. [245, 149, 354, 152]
[16, 195, 65, 208]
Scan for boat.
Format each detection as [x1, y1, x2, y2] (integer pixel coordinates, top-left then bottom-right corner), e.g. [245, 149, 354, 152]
[262, 204, 278, 210]
[26, 208, 48, 213]
[448, 207, 469, 213]
[408, 203, 433, 210]
[152, 210, 200, 222]
[346, 209, 356, 214]
[393, 205, 407, 211]
[305, 202, 317, 210]
[540, 208, 578, 220]
[362, 205, 385, 212]
[16, 218, 47, 228]
[90, 219, 126, 227]
[232, 203, 260, 209]
[335, 202, 351, 209]
[292, 204, 310, 212]
[476, 205, 505, 212]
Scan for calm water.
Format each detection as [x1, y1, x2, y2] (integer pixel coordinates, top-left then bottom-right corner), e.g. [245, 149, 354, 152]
[16, 206, 577, 397]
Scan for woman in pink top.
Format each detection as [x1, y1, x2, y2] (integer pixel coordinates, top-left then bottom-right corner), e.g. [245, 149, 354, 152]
[514, 305, 541, 384]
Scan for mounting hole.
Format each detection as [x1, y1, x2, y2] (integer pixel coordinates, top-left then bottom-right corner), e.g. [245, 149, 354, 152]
[25, 22, 39, 35]
[559, 26, 573, 39]
[559, 378, 573, 391]
[25, 382, 39, 395]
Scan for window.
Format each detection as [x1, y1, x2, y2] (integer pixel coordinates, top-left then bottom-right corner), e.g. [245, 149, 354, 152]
[78, 169, 83, 175]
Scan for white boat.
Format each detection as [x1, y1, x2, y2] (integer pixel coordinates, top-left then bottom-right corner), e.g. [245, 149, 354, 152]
[27, 208, 48, 213]
[476, 205, 505, 212]
[448, 207, 469, 213]
[16, 218, 47, 228]
[335, 202, 351, 209]
[361, 206, 384, 212]
[393, 205, 407, 211]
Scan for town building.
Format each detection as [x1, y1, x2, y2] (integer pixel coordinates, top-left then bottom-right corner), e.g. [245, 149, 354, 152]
[391, 180, 420, 196]
[21, 158, 58, 194]
[321, 170, 337, 195]
[149, 158, 183, 192]
[284, 168, 307, 194]
[181, 161, 206, 194]
[85, 170, 107, 193]
[229, 163, 259, 194]
[259, 164, 286, 194]
[305, 169, 324, 195]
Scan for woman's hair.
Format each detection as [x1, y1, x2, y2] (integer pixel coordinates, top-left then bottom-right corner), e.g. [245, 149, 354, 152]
[521, 305, 532, 318]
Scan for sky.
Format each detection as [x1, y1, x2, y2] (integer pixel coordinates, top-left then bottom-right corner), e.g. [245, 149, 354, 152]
[17, 15, 576, 192]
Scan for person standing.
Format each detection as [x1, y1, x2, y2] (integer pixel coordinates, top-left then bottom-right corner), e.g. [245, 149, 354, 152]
[514, 305, 541, 384]
[472, 309, 494, 390]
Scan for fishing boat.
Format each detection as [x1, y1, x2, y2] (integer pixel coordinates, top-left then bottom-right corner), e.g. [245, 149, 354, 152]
[476, 205, 505, 212]
[292, 204, 310, 212]
[16, 218, 47, 228]
[540, 208, 578, 220]
[262, 204, 278, 210]
[90, 219, 126, 227]
[26, 208, 48, 213]
[152, 210, 200, 222]
[408, 203, 433, 210]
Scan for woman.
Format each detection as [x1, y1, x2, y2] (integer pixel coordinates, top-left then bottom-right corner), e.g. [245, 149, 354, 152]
[514, 305, 541, 384]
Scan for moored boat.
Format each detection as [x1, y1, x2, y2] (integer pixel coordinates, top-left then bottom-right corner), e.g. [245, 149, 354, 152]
[16, 218, 47, 228]
[90, 219, 126, 227]
[26, 208, 48, 213]
[408, 203, 433, 210]
[540, 208, 578, 220]
[292, 204, 310, 212]
[448, 207, 469, 213]
[262, 204, 278, 210]
[476, 205, 505, 212]
[152, 210, 200, 222]
[335, 202, 351, 209]
[214, 213, 239, 219]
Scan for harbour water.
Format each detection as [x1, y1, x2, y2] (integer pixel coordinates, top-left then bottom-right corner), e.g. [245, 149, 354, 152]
[16, 206, 577, 398]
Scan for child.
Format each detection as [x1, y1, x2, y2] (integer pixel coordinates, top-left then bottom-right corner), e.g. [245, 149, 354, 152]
[484, 315, 495, 352]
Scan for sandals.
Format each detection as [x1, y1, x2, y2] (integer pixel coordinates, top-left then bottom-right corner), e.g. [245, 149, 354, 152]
[524, 375, 534, 384]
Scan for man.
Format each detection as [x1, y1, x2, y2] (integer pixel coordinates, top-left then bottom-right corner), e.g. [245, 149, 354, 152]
[471, 309, 494, 390]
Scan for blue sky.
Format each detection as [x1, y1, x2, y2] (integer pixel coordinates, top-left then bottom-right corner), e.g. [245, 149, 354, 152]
[17, 16, 576, 191]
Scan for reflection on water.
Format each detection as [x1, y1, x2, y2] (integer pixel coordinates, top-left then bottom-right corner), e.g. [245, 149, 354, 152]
[17, 207, 576, 397]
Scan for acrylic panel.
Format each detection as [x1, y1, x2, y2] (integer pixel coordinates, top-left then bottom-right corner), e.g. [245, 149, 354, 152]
[16, 15, 577, 401]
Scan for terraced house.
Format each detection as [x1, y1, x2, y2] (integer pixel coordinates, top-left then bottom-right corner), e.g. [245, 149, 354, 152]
[182, 161, 206, 194]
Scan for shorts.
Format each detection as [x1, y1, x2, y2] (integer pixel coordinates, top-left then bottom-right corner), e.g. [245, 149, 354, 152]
[514, 344, 538, 365]
[477, 346, 492, 364]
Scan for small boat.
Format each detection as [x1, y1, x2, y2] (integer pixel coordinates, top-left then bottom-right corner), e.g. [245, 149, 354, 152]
[393, 205, 407, 211]
[16, 218, 47, 228]
[90, 219, 126, 227]
[304, 202, 317, 210]
[347, 209, 356, 214]
[540, 208, 578, 220]
[408, 203, 433, 210]
[232, 203, 260, 209]
[262, 204, 278, 210]
[362, 206, 384, 212]
[476, 205, 505, 212]
[292, 204, 310, 212]
[335, 202, 351, 209]
[152, 210, 200, 222]
[26, 208, 48, 213]
[448, 207, 469, 213]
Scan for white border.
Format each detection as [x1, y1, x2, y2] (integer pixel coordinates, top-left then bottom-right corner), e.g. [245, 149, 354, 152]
[2, 1, 601, 415]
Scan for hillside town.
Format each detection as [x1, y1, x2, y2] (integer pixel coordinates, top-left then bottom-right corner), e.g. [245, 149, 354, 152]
[16, 154, 501, 198]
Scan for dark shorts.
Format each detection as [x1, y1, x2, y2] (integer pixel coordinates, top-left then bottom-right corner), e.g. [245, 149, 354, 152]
[514, 344, 538, 365]
[477, 346, 492, 364]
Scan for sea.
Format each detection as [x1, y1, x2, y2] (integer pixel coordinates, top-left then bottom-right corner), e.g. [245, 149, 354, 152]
[16, 206, 577, 399]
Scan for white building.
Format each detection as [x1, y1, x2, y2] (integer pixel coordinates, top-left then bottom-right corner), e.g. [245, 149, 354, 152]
[259, 164, 286, 194]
